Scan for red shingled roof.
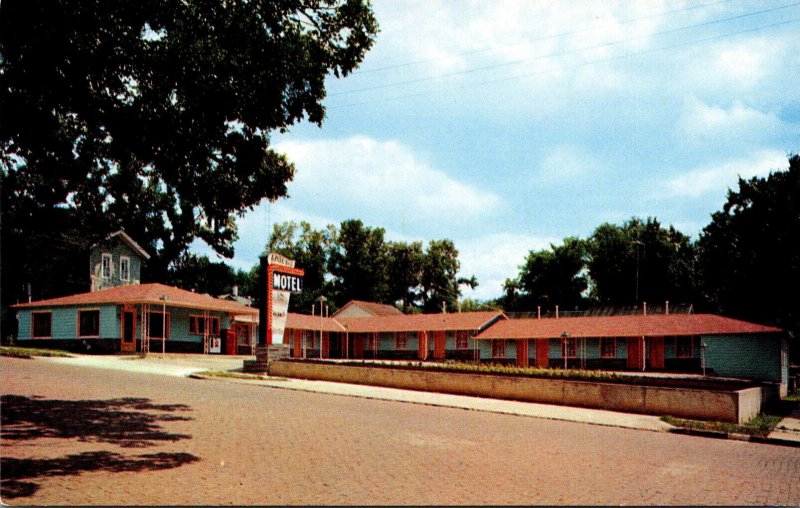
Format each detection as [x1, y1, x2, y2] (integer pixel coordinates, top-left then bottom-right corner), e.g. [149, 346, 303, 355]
[12, 283, 257, 315]
[286, 313, 346, 332]
[332, 300, 404, 317]
[474, 314, 782, 340]
[337, 311, 505, 333]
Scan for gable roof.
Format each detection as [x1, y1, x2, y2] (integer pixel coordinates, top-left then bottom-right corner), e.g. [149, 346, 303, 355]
[12, 283, 256, 315]
[92, 230, 151, 260]
[286, 313, 346, 333]
[337, 311, 505, 333]
[474, 314, 782, 340]
[332, 300, 404, 317]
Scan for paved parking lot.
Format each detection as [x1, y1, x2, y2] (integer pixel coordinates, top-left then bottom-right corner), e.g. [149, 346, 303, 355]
[2, 356, 800, 505]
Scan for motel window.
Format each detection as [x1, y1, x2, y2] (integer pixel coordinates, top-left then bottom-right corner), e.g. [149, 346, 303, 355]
[189, 315, 220, 336]
[304, 330, 315, 349]
[237, 323, 252, 346]
[78, 310, 100, 337]
[456, 330, 470, 350]
[676, 336, 695, 358]
[600, 337, 616, 358]
[491, 340, 506, 358]
[562, 338, 577, 358]
[120, 257, 130, 281]
[395, 332, 408, 350]
[147, 312, 170, 339]
[101, 253, 112, 279]
[32, 312, 52, 338]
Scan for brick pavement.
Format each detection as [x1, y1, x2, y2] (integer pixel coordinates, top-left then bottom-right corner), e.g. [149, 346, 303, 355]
[2, 356, 800, 505]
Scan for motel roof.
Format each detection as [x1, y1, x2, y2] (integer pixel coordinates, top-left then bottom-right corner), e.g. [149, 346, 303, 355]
[337, 311, 505, 334]
[12, 283, 258, 315]
[473, 314, 782, 340]
[286, 313, 346, 333]
[331, 300, 404, 317]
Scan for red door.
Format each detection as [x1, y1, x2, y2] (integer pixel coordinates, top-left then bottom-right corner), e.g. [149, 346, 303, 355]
[516, 340, 529, 368]
[535, 339, 549, 367]
[292, 329, 303, 358]
[649, 336, 665, 369]
[120, 308, 136, 353]
[225, 328, 237, 355]
[354, 334, 365, 359]
[433, 331, 446, 360]
[418, 331, 428, 360]
[627, 337, 643, 369]
[321, 332, 330, 359]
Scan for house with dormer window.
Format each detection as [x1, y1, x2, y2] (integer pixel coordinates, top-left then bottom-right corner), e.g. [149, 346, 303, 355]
[89, 230, 151, 291]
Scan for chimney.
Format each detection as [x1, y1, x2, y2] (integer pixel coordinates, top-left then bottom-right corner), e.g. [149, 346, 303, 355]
[555, 305, 559, 319]
[537, 306, 541, 319]
[232, 285, 239, 297]
[643, 302, 647, 316]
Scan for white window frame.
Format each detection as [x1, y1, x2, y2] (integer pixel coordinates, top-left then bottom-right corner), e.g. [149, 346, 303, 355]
[101, 253, 113, 279]
[120, 256, 130, 282]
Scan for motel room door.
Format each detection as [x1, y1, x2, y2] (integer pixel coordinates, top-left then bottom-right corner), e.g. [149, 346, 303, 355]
[121, 308, 136, 353]
[433, 331, 446, 360]
[648, 337, 665, 369]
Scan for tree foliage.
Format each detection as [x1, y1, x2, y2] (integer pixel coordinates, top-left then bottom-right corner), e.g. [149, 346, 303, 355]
[698, 154, 800, 336]
[587, 217, 697, 306]
[505, 237, 588, 311]
[261, 220, 476, 313]
[0, 0, 378, 291]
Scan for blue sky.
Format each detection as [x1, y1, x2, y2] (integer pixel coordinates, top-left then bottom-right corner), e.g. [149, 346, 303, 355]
[191, 0, 800, 301]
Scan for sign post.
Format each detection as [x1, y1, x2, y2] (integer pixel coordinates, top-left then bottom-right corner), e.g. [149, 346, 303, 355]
[254, 253, 304, 368]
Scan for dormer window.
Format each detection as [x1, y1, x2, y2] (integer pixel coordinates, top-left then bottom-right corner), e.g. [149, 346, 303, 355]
[101, 253, 112, 279]
[120, 256, 130, 282]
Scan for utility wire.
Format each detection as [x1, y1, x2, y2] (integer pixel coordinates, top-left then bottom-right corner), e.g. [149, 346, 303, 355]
[333, 2, 800, 97]
[357, 0, 736, 75]
[329, 16, 800, 110]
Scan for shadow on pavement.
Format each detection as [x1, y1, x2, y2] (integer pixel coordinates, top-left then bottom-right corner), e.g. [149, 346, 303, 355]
[1, 395, 199, 500]
[2, 451, 200, 499]
[1, 395, 192, 447]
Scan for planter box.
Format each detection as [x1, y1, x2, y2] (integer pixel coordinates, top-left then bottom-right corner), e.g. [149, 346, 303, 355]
[268, 360, 765, 423]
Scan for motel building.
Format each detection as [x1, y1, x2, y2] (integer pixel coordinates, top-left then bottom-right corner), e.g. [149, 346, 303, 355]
[9, 232, 791, 396]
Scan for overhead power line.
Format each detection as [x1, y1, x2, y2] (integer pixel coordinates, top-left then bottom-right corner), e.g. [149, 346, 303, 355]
[332, 2, 800, 98]
[356, 0, 737, 75]
[329, 16, 800, 110]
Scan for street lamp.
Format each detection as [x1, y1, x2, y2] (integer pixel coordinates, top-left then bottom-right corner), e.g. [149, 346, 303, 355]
[159, 295, 168, 354]
[561, 331, 570, 370]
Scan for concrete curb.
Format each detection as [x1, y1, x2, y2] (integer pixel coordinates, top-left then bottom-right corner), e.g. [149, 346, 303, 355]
[667, 427, 800, 447]
[188, 372, 800, 447]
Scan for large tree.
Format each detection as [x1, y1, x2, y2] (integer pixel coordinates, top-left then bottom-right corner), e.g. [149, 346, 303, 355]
[506, 237, 588, 312]
[420, 239, 476, 313]
[0, 0, 378, 295]
[698, 154, 800, 338]
[327, 219, 390, 307]
[587, 217, 697, 307]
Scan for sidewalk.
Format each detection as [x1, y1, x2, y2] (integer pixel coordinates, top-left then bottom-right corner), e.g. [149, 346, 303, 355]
[37, 354, 800, 445]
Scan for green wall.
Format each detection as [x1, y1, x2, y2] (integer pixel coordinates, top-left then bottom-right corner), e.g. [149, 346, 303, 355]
[703, 333, 784, 382]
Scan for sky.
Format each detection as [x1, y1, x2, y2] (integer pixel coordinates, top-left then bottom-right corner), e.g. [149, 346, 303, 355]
[191, 0, 800, 301]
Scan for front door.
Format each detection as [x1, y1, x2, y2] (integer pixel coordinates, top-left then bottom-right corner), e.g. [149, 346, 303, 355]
[433, 331, 446, 360]
[535, 339, 549, 367]
[649, 336, 665, 369]
[627, 337, 642, 369]
[121, 309, 136, 353]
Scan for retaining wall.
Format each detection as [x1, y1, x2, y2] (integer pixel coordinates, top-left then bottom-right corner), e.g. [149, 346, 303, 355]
[268, 361, 765, 423]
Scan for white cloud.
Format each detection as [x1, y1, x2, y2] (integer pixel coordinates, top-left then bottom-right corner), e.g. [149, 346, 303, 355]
[535, 145, 603, 183]
[677, 97, 783, 145]
[663, 149, 788, 199]
[457, 232, 560, 300]
[275, 136, 502, 226]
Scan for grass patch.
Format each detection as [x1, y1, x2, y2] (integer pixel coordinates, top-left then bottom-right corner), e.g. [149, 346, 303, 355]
[661, 414, 783, 437]
[194, 370, 288, 381]
[0, 346, 73, 359]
